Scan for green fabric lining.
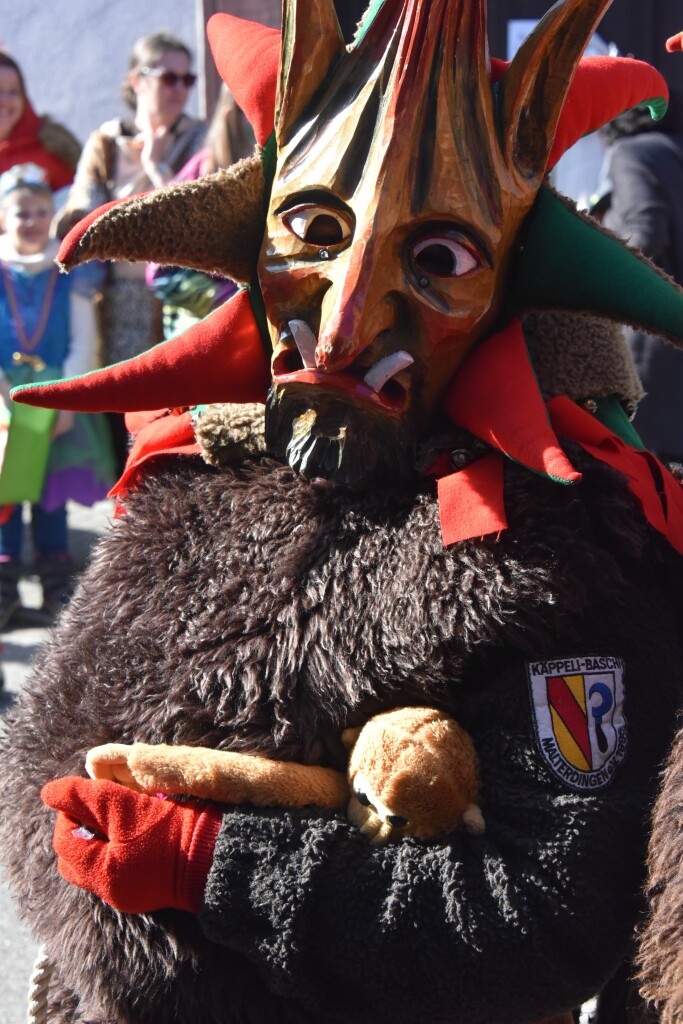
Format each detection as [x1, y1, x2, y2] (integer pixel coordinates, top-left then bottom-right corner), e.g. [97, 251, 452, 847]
[354, 0, 386, 45]
[594, 395, 645, 449]
[247, 131, 278, 354]
[513, 187, 683, 343]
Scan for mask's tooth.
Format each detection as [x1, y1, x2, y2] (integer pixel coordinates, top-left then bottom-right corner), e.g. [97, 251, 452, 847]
[288, 319, 318, 369]
[364, 351, 414, 392]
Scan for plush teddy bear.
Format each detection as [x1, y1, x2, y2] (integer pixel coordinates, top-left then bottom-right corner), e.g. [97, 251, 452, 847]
[342, 707, 485, 844]
[86, 706, 484, 846]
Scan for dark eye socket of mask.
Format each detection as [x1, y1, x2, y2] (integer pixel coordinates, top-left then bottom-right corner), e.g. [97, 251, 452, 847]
[305, 214, 345, 245]
[411, 234, 480, 279]
[283, 205, 352, 249]
[415, 243, 459, 276]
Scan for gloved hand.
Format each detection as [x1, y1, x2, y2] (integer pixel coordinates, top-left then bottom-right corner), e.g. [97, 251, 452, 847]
[41, 776, 223, 914]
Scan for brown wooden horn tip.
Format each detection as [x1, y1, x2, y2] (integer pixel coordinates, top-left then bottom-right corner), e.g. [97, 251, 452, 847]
[62, 153, 267, 283]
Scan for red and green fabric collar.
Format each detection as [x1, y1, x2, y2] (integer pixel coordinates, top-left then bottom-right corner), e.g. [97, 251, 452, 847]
[436, 318, 683, 557]
[101, 309, 683, 562]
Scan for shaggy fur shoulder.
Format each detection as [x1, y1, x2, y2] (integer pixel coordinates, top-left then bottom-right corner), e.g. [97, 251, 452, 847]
[638, 721, 683, 1020]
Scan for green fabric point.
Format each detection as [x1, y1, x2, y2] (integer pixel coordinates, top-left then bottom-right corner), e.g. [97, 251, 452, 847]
[645, 95, 669, 121]
[594, 395, 645, 449]
[512, 187, 683, 343]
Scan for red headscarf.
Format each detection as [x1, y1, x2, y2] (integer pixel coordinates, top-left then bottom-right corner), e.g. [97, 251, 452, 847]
[0, 100, 75, 192]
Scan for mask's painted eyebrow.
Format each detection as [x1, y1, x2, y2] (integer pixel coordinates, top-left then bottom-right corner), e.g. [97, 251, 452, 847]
[274, 190, 353, 217]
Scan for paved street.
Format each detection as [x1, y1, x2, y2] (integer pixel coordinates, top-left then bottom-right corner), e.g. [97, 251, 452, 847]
[0, 499, 114, 1024]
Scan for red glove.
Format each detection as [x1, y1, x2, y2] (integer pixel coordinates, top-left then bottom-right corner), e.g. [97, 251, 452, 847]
[41, 777, 223, 914]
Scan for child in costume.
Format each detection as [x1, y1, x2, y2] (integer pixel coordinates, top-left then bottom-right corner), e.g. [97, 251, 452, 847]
[0, 164, 114, 626]
[3, 3, 683, 1023]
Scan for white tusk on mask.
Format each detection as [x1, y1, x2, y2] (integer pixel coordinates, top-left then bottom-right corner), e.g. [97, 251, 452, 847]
[288, 319, 318, 369]
[364, 351, 414, 392]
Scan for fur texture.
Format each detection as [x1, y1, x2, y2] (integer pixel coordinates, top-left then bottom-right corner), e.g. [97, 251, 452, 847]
[60, 155, 266, 283]
[0, 443, 672, 1023]
[523, 310, 644, 405]
[194, 402, 267, 467]
[638, 726, 683, 1020]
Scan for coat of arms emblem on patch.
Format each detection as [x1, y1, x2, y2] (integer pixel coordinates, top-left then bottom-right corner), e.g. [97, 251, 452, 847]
[528, 656, 627, 791]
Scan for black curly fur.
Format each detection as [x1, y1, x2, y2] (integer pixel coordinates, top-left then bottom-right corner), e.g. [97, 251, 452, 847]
[0, 447, 670, 1023]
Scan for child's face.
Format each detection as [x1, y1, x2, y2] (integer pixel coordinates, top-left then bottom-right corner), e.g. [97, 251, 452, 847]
[0, 188, 53, 255]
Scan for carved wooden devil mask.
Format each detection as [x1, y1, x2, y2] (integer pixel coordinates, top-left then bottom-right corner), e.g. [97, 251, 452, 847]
[260, 0, 617, 485]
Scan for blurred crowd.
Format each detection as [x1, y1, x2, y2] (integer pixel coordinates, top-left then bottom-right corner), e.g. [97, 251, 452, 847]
[0, 30, 254, 631]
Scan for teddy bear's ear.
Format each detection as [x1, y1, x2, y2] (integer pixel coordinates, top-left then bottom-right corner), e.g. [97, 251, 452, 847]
[341, 726, 362, 751]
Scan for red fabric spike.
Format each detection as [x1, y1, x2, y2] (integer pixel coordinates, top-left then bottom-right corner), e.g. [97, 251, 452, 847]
[110, 409, 200, 507]
[491, 56, 668, 170]
[666, 32, 683, 53]
[437, 453, 507, 547]
[11, 289, 270, 413]
[442, 318, 581, 483]
[207, 15, 280, 147]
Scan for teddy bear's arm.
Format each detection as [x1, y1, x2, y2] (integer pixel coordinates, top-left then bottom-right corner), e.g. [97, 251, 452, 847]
[86, 742, 350, 810]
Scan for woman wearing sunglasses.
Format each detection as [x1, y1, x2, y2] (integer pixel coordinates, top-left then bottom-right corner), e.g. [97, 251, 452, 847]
[56, 31, 206, 471]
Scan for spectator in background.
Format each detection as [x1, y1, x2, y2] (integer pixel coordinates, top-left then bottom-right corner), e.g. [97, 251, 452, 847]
[56, 31, 206, 472]
[0, 52, 80, 201]
[601, 96, 683, 463]
[146, 84, 254, 339]
[0, 165, 114, 628]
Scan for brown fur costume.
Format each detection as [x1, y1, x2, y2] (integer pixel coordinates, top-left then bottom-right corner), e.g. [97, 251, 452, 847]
[637, 728, 683, 1021]
[1, 421, 681, 1021]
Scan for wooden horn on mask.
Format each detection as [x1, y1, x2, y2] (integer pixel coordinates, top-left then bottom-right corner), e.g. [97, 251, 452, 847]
[500, 0, 613, 188]
[276, 0, 346, 147]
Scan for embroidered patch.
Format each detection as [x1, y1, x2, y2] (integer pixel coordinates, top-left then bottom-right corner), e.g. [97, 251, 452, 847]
[528, 656, 627, 791]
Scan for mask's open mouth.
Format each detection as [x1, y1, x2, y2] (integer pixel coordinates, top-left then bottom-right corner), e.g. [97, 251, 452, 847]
[272, 321, 413, 414]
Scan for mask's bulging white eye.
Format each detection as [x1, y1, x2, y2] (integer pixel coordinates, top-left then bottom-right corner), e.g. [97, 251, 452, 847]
[412, 235, 479, 278]
[283, 205, 352, 248]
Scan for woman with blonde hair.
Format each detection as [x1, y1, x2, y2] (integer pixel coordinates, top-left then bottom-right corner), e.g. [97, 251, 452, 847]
[57, 31, 206, 470]
[146, 84, 254, 339]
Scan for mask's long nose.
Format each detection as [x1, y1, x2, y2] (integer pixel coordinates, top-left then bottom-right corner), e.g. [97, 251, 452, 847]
[315, 232, 397, 373]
